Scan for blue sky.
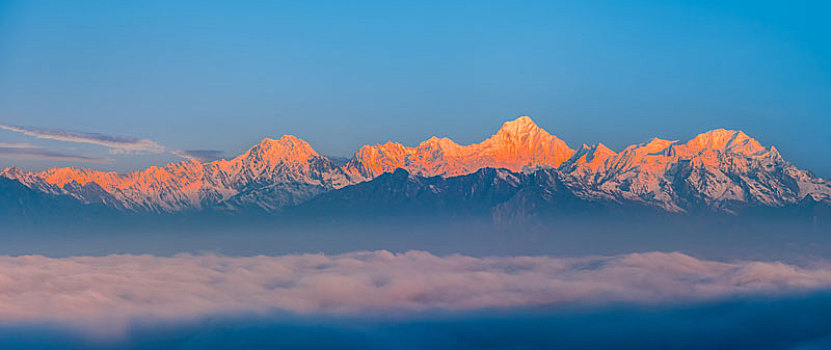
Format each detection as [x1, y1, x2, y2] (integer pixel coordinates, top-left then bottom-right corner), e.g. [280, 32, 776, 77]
[0, 0, 829, 174]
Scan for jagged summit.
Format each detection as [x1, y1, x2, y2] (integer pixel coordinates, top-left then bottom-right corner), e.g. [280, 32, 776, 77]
[345, 116, 575, 178]
[561, 142, 617, 174]
[638, 137, 677, 153]
[418, 136, 462, 151]
[0, 167, 23, 178]
[768, 145, 782, 159]
[592, 143, 615, 156]
[495, 116, 544, 136]
[675, 129, 765, 156]
[573, 143, 616, 156]
[3, 117, 829, 214]
[582, 143, 616, 164]
[242, 135, 321, 164]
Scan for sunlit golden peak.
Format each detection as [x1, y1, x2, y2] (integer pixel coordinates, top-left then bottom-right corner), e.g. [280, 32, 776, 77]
[246, 134, 320, 162]
[496, 116, 546, 136]
[592, 143, 616, 155]
[681, 129, 764, 155]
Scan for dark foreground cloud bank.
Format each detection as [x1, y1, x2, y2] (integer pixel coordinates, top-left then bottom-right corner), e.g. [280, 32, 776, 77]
[5, 292, 831, 350]
[1, 250, 831, 344]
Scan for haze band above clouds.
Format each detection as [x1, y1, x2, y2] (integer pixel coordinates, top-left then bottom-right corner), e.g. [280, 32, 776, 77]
[2, 250, 831, 329]
[0, 143, 110, 162]
[0, 123, 222, 162]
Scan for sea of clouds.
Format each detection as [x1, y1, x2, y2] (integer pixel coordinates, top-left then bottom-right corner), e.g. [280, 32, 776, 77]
[2, 250, 831, 332]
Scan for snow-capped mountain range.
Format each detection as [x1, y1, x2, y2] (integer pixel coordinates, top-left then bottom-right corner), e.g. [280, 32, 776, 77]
[2, 116, 830, 215]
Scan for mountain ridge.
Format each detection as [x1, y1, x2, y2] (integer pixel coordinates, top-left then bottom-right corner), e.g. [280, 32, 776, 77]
[2, 116, 829, 215]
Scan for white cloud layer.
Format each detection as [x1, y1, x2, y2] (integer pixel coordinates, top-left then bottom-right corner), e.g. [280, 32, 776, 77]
[1, 251, 830, 331]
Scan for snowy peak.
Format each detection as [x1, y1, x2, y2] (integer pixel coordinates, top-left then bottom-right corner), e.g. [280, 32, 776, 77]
[494, 116, 544, 137]
[215, 134, 351, 191]
[561, 143, 617, 175]
[242, 135, 321, 165]
[346, 116, 575, 178]
[590, 143, 616, 159]
[31, 167, 120, 187]
[768, 146, 783, 160]
[487, 116, 569, 153]
[599, 130, 773, 177]
[3, 117, 829, 215]
[639, 138, 677, 154]
[611, 129, 767, 164]
[348, 141, 411, 178]
[674, 129, 765, 157]
[580, 143, 616, 163]
[1, 134, 339, 212]
[0, 167, 24, 180]
[417, 136, 462, 152]
[480, 116, 574, 168]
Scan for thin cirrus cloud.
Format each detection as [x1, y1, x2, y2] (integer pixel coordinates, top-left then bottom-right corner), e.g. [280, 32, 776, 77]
[0, 123, 166, 154]
[1, 250, 830, 337]
[0, 123, 223, 162]
[172, 149, 225, 162]
[0, 143, 110, 162]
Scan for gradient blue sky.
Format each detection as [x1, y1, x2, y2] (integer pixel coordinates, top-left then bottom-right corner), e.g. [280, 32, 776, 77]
[0, 0, 829, 174]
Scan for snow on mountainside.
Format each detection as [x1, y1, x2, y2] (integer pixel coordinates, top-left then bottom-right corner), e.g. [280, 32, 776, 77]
[1, 116, 830, 214]
[344, 116, 574, 178]
[1, 135, 357, 212]
[558, 129, 830, 213]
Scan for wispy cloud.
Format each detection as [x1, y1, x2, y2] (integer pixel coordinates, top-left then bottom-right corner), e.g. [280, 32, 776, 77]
[0, 250, 829, 333]
[172, 149, 224, 162]
[0, 123, 227, 163]
[0, 124, 166, 154]
[0, 143, 109, 162]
